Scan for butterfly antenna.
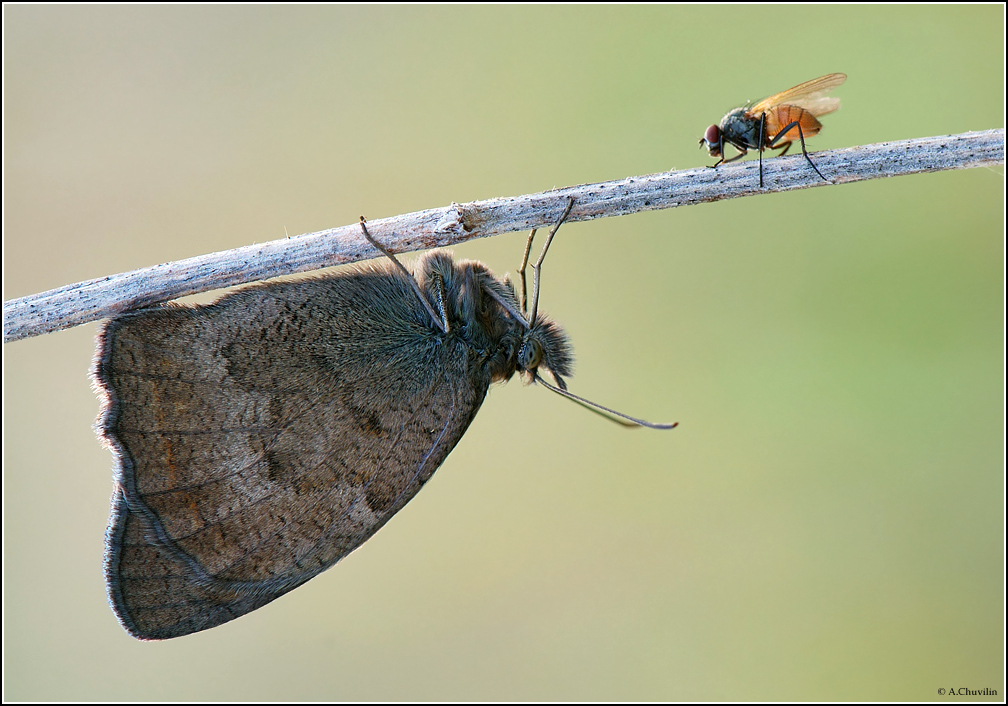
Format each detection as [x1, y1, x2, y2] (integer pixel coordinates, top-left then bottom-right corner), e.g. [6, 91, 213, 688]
[535, 374, 678, 430]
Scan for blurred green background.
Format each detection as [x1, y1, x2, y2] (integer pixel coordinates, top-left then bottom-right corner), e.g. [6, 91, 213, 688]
[3, 5, 1003, 701]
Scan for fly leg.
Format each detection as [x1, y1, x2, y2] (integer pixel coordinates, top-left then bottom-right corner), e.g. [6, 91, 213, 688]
[769, 121, 830, 184]
[706, 133, 748, 169]
[715, 146, 749, 166]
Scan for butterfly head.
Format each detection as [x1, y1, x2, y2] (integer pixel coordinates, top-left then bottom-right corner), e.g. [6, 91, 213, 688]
[518, 316, 573, 390]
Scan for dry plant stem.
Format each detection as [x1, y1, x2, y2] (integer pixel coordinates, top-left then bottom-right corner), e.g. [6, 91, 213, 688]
[4, 128, 1004, 343]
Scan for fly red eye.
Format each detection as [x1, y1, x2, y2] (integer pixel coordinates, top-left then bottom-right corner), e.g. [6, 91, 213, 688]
[704, 124, 720, 144]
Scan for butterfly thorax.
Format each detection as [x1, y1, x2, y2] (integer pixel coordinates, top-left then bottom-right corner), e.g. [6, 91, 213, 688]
[416, 251, 573, 389]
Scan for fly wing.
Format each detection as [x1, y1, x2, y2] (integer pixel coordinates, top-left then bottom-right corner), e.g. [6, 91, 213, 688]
[749, 73, 846, 117]
[94, 268, 488, 639]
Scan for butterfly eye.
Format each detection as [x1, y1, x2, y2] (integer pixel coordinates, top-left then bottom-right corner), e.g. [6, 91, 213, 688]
[518, 339, 542, 371]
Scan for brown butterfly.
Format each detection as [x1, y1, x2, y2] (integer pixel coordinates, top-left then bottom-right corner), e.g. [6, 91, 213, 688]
[699, 73, 846, 187]
[92, 201, 675, 639]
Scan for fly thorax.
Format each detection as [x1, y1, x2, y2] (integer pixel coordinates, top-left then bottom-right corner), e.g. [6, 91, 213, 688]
[722, 107, 760, 150]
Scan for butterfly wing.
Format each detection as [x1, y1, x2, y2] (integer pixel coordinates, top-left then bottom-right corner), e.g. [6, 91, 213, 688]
[94, 267, 488, 639]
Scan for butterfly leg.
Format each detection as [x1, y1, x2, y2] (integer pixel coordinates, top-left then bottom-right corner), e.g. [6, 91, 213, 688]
[359, 216, 448, 333]
[429, 270, 452, 333]
[526, 198, 575, 328]
[518, 227, 537, 316]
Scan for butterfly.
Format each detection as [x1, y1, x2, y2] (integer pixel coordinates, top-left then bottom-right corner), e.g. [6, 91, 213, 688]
[92, 200, 674, 639]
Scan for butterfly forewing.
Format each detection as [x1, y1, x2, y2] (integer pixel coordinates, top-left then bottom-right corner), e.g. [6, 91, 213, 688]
[96, 264, 490, 639]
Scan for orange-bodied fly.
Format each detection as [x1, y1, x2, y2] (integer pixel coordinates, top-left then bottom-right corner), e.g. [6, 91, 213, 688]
[699, 73, 846, 187]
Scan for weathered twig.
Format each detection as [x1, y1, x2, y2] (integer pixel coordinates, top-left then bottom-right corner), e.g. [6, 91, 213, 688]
[4, 128, 1003, 343]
